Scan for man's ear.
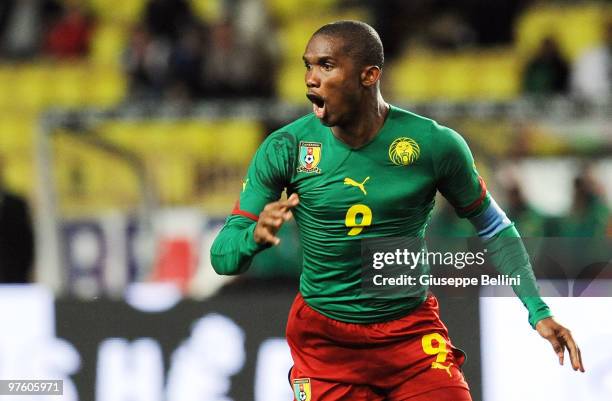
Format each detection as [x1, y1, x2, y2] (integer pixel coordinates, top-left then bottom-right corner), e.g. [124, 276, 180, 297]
[361, 66, 382, 87]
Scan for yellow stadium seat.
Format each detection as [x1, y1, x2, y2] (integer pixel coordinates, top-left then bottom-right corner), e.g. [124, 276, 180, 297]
[54, 132, 141, 213]
[45, 118, 266, 211]
[99, 121, 146, 152]
[90, 23, 127, 66]
[390, 49, 520, 102]
[15, 65, 52, 111]
[475, 51, 521, 100]
[87, 0, 146, 23]
[278, 10, 371, 61]
[267, 0, 339, 23]
[0, 115, 35, 195]
[192, 0, 223, 23]
[388, 51, 441, 102]
[556, 5, 606, 60]
[213, 120, 262, 165]
[515, 3, 609, 61]
[183, 122, 221, 164]
[0, 116, 35, 152]
[434, 54, 477, 101]
[0, 66, 18, 110]
[278, 63, 307, 104]
[48, 64, 88, 107]
[279, 19, 324, 62]
[85, 66, 127, 107]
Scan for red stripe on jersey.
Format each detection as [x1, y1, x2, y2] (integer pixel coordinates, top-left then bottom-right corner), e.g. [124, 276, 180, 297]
[459, 176, 487, 214]
[231, 199, 259, 221]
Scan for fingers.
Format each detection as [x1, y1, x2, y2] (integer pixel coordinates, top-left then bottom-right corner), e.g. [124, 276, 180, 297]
[280, 193, 300, 210]
[547, 337, 565, 366]
[561, 330, 585, 372]
[255, 213, 284, 246]
[280, 194, 299, 221]
[261, 209, 287, 226]
[254, 194, 300, 246]
[541, 322, 585, 373]
[576, 346, 585, 372]
[537, 319, 567, 367]
[255, 227, 281, 246]
[263, 194, 300, 214]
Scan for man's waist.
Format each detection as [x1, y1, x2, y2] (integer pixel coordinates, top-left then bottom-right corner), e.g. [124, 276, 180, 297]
[300, 290, 428, 324]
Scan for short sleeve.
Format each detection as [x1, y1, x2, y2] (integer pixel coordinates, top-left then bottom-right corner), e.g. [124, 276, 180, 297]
[432, 123, 489, 218]
[231, 131, 296, 220]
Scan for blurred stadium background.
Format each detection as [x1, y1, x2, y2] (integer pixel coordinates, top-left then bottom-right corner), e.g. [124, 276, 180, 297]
[0, 0, 610, 400]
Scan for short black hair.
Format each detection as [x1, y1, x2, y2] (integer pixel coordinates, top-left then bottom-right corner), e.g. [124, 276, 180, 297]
[312, 20, 384, 68]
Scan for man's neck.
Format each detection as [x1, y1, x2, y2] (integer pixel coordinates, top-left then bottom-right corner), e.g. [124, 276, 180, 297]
[331, 93, 389, 148]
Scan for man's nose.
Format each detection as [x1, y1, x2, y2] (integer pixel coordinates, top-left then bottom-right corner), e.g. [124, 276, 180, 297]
[306, 69, 320, 88]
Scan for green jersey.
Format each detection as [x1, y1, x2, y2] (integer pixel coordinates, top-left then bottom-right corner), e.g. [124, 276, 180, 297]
[211, 105, 551, 326]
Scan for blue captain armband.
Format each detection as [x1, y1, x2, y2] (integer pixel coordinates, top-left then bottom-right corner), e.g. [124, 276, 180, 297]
[469, 196, 513, 239]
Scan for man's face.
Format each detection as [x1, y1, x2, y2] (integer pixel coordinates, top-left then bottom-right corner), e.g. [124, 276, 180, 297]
[303, 34, 362, 127]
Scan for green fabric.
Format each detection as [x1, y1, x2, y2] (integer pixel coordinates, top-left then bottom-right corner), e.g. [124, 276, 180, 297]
[211, 218, 266, 275]
[211, 106, 504, 323]
[484, 224, 552, 328]
[248, 221, 303, 278]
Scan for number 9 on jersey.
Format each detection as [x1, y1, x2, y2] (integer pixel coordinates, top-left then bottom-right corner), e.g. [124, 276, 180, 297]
[344, 204, 373, 236]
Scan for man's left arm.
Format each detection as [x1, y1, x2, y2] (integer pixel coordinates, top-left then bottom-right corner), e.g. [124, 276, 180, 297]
[433, 123, 585, 372]
[471, 205, 584, 371]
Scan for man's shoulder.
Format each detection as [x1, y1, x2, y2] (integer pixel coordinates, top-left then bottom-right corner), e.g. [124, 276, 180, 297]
[256, 113, 322, 157]
[389, 106, 470, 162]
[390, 105, 434, 125]
[271, 113, 322, 138]
[389, 105, 457, 140]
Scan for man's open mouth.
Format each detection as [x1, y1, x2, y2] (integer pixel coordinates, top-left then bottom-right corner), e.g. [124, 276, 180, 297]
[307, 93, 326, 119]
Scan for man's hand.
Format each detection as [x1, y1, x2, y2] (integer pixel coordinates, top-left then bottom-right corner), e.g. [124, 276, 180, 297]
[535, 317, 585, 372]
[254, 193, 300, 246]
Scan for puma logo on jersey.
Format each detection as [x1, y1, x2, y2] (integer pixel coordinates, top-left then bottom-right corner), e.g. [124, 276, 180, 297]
[344, 176, 370, 195]
[431, 361, 453, 377]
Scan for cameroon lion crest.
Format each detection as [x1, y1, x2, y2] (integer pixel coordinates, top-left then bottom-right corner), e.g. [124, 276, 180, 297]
[389, 137, 420, 166]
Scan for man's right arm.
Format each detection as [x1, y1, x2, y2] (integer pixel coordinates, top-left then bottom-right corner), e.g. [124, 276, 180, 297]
[210, 215, 265, 275]
[209, 131, 297, 275]
[211, 193, 299, 275]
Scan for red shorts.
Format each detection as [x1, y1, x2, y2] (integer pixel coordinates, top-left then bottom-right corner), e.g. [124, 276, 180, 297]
[286, 293, 470, 401]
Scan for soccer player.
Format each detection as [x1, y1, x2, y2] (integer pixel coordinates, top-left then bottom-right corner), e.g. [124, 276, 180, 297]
[211, 21, 584, 401]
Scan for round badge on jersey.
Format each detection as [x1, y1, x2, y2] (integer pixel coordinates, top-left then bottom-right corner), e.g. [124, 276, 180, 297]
[389, 137, 420, 166]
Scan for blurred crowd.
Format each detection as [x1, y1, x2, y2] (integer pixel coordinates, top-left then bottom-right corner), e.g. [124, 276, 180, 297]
[123, 0, 279, 102]
[352, 0, 533, 56]
[428, 167, 610, 239]
[1, 0, 610, 104]
[522, 21, 612, 102]
[0, 0, 94, 59]
[125, 0, 611, 104]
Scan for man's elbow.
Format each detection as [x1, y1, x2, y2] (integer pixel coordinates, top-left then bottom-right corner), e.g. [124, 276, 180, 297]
[210, 252, 233, 275]
[210, 251, 248, 276]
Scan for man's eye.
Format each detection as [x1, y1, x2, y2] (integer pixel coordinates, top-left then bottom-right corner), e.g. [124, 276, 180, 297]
[322, 63, 333, 71]
[304, 62, 312, 70]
